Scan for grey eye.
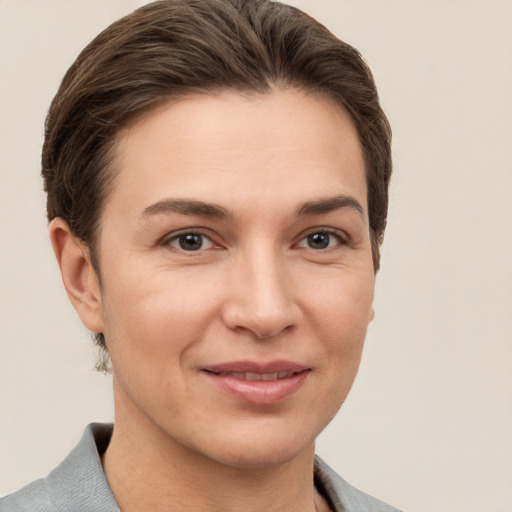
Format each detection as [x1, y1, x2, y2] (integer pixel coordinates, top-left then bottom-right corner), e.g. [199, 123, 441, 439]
[307, 232, 331, 249]
[297, 231, 341, 250]
[168, 233, 214, 251]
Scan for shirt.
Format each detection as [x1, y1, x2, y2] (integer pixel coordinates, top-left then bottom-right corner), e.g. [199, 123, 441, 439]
[0, 423, 403, 511]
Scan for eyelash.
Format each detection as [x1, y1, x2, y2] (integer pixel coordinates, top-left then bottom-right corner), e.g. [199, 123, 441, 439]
[295, 228, 348, 251]
[162, 228, 348, 253]
[163, 230, 218, 252]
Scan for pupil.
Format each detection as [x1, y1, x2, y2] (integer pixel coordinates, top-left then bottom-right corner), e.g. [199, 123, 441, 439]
[179, 234, 202, 251]
[308, 232, 329, 249]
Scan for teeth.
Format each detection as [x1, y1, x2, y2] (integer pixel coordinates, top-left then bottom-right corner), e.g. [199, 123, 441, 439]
[216, 371, 294, 380]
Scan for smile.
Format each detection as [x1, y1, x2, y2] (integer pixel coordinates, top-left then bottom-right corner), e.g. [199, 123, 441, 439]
[201, 361, 311, 405]
[210, 371, 296, 381]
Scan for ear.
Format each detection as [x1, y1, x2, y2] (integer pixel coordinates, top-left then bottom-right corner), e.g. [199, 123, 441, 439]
[49, 218, 104, 334]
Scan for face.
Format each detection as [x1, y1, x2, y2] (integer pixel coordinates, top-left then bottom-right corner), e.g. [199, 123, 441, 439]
[94, 89, 375, 469]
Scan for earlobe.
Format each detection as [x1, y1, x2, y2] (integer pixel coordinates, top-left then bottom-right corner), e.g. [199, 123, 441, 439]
[369, 306, 375, 323]
[48, 218, 104, 334]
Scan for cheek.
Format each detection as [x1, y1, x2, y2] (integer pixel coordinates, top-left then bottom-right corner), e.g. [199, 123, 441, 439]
[306, 270, 374, 376]
[315, 290, 372, 420]
[99, 266, 223, 360]
[308, 267, 374, 331]
[99, 275, 219, 410]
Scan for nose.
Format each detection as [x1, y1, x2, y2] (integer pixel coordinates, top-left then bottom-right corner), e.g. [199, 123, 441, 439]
[221, 247, 301, 340]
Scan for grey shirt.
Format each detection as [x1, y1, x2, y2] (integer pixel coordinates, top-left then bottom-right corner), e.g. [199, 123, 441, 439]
[0, 423, 403, 512]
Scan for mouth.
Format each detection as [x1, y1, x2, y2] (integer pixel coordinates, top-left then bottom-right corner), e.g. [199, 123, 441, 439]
[204, 370, 300, 381]
[200, 361, 310, 404]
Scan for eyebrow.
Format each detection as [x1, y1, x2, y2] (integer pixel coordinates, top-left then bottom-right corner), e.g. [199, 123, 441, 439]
[297, 195, 365, 218]
[141, 195, 365, 221]
[142, 199, 232, 219]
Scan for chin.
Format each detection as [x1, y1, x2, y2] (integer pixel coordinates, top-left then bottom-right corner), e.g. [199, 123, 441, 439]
[215, 445, 313, 471]
[197, 421, 319, 471]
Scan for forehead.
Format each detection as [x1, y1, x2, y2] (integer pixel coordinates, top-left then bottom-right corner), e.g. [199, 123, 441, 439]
[107, 88, 366, 219]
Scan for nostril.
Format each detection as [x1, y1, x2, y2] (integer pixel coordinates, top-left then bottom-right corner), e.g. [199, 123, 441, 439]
[220, 274, 302, 339]
[250, 322, 295, 341]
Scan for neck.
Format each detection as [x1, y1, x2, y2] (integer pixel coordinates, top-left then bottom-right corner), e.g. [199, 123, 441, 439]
[102, 399, 330, 512]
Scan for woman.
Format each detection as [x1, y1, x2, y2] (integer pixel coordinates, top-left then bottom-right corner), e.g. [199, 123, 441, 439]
[0, 1, 398, 510]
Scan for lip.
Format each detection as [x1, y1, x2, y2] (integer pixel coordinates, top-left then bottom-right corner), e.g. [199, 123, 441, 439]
[200, 360, 311, 405]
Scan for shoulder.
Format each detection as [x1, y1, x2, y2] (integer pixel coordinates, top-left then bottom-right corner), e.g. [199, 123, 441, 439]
[0, 423, 119, 512]
[314, 455, 404, 512]
[0, 478, 53, 512]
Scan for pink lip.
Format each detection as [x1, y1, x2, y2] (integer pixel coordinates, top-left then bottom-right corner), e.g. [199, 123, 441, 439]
[201, 360, 310, 405]
[203, 360, 308, 374]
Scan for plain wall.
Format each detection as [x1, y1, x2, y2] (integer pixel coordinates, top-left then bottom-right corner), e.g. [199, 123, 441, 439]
[1, 1, 511, 511]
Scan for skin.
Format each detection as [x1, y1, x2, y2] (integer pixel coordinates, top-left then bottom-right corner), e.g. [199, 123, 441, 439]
[50, 88, 375, 512]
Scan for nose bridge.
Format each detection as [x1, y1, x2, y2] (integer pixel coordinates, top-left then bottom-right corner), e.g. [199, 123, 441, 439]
[222, 239, 299, 339]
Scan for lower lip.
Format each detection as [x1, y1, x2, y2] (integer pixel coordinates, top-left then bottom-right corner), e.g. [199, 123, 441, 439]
[202, 371, 309, 405]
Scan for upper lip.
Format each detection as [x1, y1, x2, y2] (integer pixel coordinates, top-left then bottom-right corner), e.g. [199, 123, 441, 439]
[201, 360, 310, 374]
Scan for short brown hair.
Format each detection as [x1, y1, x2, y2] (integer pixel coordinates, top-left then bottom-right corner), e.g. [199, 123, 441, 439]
[42, 0, 391, 361]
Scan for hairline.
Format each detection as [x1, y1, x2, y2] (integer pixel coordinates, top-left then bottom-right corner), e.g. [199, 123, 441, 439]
[86, 84, 374, 277]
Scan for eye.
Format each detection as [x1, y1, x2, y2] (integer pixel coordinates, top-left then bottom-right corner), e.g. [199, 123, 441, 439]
[297, 230, 343, 250]
[166, 232, 214, 251]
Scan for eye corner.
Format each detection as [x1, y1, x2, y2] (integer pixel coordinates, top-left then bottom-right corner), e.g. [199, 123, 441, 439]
[294, 228, 349, 251]
[162, 230, 219, 252]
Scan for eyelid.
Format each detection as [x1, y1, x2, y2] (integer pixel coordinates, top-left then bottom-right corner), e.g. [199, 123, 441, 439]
[294, 227, 349, 249]
[159, 226, 350, 251]
[160, 228, 221, 251]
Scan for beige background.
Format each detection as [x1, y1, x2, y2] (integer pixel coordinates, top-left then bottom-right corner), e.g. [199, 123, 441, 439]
[1, 1, 511, 510]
